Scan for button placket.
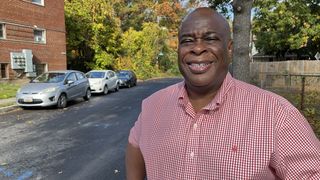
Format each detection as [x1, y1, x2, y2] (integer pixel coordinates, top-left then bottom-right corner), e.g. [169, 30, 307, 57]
[190, 114, 202, 154]
[184, 113, 203, 179]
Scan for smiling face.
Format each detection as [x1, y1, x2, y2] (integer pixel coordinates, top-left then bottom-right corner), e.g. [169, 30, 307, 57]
[178, 8, 232, 94]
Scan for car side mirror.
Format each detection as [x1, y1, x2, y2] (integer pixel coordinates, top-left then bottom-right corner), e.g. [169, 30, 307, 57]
[105, 77, 109, 79]
[67, 80, 74, 85]
[29, 77, 35, 83]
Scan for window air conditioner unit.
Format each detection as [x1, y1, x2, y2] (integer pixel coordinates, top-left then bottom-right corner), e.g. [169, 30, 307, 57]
[35, 36, 42, 42]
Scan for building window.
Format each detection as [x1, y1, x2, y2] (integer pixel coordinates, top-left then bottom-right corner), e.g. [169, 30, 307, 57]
[0, 63, 8, 79]
[0, 24, 5, 39]
[35, 63, 47, 76]
[34, 29, 46, 43]
[32, 0, 44, 6]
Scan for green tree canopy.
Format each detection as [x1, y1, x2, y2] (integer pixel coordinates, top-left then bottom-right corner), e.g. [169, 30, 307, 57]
[253, 0, 320, 59]
[117, 22, 171, 79]
[114, 0, 156, 32]
[65, 0, 122, 71]
[65, 0, 186, 78]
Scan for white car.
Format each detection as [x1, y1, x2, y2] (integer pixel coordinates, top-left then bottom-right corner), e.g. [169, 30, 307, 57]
[86, 70, 119, 94]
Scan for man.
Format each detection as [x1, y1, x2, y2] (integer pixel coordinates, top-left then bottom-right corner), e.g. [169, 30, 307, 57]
[126, 7, 320, 180]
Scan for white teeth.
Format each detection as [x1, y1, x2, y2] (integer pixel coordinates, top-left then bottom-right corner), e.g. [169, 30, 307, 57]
[188, 62, 212, 72]
[189, 63, 209, 67]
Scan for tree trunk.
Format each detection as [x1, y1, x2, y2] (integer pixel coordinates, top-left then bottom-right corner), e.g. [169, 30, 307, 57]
[232, 0, 253, 83]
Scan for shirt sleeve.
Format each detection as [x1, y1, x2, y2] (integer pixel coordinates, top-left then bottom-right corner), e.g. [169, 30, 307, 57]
[271, 106, 320, 179]
[128, 113, 143, 148]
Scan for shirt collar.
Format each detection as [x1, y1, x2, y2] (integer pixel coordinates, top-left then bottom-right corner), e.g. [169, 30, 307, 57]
[177, 72, 234, 111]
[177, 82, 188, 107]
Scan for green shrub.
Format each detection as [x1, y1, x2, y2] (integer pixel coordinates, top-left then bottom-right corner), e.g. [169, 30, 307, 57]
[0, 83, 20, 99]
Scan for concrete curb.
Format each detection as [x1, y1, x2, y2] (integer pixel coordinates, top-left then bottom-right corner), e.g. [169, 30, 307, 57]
[0, 104, 19, 114]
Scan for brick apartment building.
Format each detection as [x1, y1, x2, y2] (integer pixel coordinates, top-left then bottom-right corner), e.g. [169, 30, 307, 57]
[0, 0, 66, 81]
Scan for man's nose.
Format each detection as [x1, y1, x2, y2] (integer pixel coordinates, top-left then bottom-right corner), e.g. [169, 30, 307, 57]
[191, 40, 207, 55]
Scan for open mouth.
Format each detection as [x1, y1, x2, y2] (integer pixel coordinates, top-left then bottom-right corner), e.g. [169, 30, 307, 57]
[187, 62, 213, 73]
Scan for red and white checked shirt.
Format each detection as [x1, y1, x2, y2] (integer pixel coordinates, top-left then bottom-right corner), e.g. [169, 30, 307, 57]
[129, 73, 320, 180]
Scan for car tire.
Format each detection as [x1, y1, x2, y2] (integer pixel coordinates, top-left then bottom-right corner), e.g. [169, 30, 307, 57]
[57, 94, 67, 109]
[115, 84, 119, 92]
[103, 85, 108, 95]
[84, 88, 91, 100]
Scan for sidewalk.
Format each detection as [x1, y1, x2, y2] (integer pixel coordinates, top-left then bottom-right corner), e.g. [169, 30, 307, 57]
[0, 98, 18, 114]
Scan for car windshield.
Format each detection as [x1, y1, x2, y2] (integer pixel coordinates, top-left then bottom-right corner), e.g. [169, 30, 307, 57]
[117, 72, 130, 78]
[87, 72, 105, 78]
[32, 72, 66, 83]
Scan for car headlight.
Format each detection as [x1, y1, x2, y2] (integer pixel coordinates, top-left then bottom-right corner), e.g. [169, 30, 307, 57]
[40, 87, 57, 94]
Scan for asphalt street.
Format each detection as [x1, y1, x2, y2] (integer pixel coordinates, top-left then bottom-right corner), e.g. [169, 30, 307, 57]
[0, 77, 182, 180]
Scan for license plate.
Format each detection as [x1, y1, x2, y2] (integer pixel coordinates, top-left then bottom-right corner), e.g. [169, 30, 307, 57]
[23, 97, 33, 102]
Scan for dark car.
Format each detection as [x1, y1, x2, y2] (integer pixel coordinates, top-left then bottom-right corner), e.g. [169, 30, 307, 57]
[116, 70, 137, 88]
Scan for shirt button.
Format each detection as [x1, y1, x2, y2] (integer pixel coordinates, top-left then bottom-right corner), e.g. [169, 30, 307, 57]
[190, 152, 194, 158]
[193, 123, 198, 130]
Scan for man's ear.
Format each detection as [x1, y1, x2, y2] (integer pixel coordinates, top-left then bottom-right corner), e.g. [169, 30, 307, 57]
[227, 40, 233, 62]
[228, 40, 233, 54]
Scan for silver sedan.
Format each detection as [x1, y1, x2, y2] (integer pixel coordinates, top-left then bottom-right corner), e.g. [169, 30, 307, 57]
[16, 70, 91, 108]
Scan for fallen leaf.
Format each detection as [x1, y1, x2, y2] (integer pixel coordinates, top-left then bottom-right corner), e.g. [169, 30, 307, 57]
[26, 121, 33, 124]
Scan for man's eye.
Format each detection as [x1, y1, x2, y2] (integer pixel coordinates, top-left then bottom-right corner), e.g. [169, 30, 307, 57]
[205, 36, 218, 41]
[180, 38, 193, 44]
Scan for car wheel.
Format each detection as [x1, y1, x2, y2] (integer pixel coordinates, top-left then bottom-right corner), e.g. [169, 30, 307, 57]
[115, 84, 119, 92]
[103, 85, 108, 95]
[84, 88, 91, 100]
[57, 94, 67, 109]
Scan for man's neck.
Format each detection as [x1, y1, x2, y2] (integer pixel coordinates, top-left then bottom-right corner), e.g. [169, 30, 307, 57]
[186, 85, 220, 113]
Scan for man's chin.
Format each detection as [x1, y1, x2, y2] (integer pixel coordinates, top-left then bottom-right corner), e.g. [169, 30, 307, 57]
[186, 78, 212, 88]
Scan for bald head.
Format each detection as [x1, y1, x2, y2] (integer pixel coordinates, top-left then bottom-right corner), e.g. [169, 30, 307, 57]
[179, 7, 231, 41]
